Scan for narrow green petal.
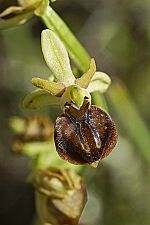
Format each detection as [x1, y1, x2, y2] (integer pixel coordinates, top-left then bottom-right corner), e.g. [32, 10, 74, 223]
[23, 89, 60, 109]
[0, 5, 34, 29]
[75, 58, 96, 88]
[0, 6, 24, 17]
[41, 29, 75, 85]
[0, 11, 33, 29]
[88, 71, 111, 93]
[32, 77, 65, 96]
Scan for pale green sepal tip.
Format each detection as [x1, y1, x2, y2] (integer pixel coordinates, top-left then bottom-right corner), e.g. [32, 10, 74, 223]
[22, 89, 60, 109]
[88, 71, 111, 93]
[41, 29, 75, 85]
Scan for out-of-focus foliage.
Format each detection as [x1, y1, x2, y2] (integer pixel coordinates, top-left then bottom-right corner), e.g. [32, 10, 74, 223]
[0, 0, 150, 225]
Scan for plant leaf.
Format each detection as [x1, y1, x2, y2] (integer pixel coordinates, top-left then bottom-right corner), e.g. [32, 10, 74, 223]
[23, 89, 60, 109]
[41, 29, 75, 85]
[87, 72, 111, 93]
[75, 58, 96, 88]
[108, 82, 150, 164]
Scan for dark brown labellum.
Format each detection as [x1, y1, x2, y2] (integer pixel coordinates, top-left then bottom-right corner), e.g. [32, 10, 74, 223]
[54, 99, 118, 167]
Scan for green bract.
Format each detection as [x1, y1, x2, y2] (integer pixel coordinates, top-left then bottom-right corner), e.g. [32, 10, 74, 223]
[23, 29, 111, 110]
[23, 89, 60, 109]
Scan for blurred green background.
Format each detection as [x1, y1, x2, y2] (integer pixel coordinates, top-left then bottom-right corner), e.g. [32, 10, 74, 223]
[0, 0, 150, 225]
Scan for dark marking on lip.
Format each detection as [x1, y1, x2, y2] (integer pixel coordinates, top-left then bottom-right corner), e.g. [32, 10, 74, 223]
[54, 98, 118, 166]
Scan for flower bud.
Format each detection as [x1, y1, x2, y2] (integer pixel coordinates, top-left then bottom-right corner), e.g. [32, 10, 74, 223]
[12, 115, 53, 153]
[34, 167, 87, 225]
[24, 115, 53, 142]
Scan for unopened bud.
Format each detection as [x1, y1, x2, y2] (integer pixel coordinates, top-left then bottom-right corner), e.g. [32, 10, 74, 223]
[34, 167, 87, 225]
[12, 115, 53, 153]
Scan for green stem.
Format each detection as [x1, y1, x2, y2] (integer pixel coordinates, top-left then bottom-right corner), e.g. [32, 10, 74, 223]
[108, 83, 150, 164]
[91, 92, 108, 112]
[37, 5, 91, 73]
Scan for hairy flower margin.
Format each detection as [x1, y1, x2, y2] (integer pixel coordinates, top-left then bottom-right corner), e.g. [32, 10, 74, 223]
[22, 29, 117, 168]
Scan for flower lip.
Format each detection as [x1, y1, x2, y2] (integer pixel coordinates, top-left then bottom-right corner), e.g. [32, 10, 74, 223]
[54, 98, 118, 167]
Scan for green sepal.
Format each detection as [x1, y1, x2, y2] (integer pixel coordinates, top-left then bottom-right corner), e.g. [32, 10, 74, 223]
[0, 6, 34, 29]
[0, 1, 46, 30]
[41, 29, 75, 85]
[75, 58, 96, 88]
[32, 78, 65, 96]
[18, 0, 41, 7]
[88, 71, 111, 93]
[23, 89, 60, 109]
[0, 6, 26, 17]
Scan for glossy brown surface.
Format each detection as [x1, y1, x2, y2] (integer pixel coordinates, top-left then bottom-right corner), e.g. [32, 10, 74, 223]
[54, 100, 118, 166]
